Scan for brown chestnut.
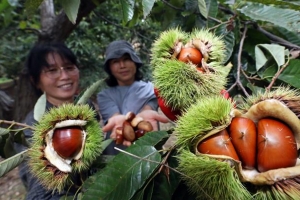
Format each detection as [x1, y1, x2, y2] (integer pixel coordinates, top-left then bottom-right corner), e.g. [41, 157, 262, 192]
[197, 129, 240, 161]
[115, 127, 124, 145]
[257, 118, 297, 172]
[122, 121, 136, 142]
[137, 121, 153, 132]
[125, 112, 136, 122]
[135, 129, 146, 138]
[52, 126, 83, 159]
[177, 47, 203, 65]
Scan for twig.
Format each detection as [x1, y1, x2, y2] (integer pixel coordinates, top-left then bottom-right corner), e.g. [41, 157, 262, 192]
[227, 24, 250, 97]
[266, 57, 290, 91]
[0, 120, 34, 130]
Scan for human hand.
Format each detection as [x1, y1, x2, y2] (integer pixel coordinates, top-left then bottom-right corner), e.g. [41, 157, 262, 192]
[137, 110, 170, 131]
[102, 110, 170, 147]
[102, 115, 132, 146]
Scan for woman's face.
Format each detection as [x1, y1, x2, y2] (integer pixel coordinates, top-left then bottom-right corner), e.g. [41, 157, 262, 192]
[109, 54, 136, 86]
[37, 52, 79, 106]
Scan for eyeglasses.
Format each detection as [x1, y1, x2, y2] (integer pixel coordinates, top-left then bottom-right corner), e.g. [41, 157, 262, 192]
[43, 65, 79, 79]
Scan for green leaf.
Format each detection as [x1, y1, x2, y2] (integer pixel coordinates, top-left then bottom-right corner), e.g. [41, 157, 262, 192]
[60, 0, 80, 24]
[24, 0, 44, 16]
[134, 130, 169, 147]
[238, 2, 300, 33]
[0, 127, 9, 136]
[215, 24, 235, 64]
[101, 138, 113, 150]
[142, 0, 155, 19]
[19, 21, 27, 29]
[76, 79, 104, 105]
[120, 0, 135, 25]
[0, 0, 10, 13]
[243, 0, 300, 11]
[277, 59, 300, 88]
[198, 0, 207, 19]
[0, 149, 28, 177]
[33, 93, 46, 121]
[82, 145, 161, 200]
[255, 44, 285, 71]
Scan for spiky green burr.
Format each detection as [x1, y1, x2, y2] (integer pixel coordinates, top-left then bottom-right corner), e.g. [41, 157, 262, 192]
[28, 104, 103, 193]
[151, 28, 231, 111]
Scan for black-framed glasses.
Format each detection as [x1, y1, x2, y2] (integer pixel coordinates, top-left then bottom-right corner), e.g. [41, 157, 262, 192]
[43, 65, 79, 79]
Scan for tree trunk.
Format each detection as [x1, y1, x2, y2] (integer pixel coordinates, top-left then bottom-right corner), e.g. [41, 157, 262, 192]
[12, 0, 105, 121]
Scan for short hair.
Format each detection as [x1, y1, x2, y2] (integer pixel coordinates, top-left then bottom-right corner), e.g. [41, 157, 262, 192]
[25, 42, 78, 87]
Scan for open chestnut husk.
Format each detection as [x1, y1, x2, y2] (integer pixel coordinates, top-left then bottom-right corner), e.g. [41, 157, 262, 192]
[175, 88, 300, 200]
[28, 104, 103, 193]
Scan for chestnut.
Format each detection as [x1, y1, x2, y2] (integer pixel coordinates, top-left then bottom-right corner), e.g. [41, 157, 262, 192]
[177, 47, 203, 65]
[115, 127, 124, 145]
[137, 121, 153, 132]
[197, 129, 240, 161]
[122, 121, 136, 142]
[135, 129, 146, 138]
[52, 126, 83, 159]
[229, 117, 257, 169]
[257, 118, 297, 172]
[125, 112, 136, 122]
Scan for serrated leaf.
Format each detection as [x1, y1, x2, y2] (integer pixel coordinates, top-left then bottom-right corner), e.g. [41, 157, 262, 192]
[76, 79, 104, 105]
[134, 131, 169, 147]
[142, 0, 155, 18]
[82, 146, 161, 200]
[60, 0, 80, 24]
[198, 0, 207, 18]
[0, 149, 28, 177]
[120, 0, 135, 24]
[0, 127, 9, 136]
[24, 0, 44, 16]
[255, 44, 285, 71]
[33, 93, 46, 121]
[238, 2, 300, 33]
[277, 59, 300, 88]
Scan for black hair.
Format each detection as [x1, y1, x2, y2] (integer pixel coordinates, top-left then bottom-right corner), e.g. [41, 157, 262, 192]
[104, 62, 143, 87]
[25, 42, 78, 87]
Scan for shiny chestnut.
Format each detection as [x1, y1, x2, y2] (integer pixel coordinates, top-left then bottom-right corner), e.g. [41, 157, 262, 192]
[52, 126, 83, 159]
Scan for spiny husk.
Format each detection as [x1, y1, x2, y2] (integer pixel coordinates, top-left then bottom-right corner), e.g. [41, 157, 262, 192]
[153, 60, 230, 110]
[28, 104, 103, 193]
[240, 86, 300, 118]
[254, 177, 300, 200]
[175, 95, 234, 150]
[177, 150, 253, 200]
[150, 27, 188, 69]
[189, 28, 226, 64]
[151, 28, 230, 110]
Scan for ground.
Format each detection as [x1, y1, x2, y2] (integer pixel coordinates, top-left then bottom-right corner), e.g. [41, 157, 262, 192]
[0, 158, 26, 200]
[0, 118, 174, 200]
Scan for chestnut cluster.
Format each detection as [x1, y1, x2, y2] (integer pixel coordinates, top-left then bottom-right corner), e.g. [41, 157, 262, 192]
[198, 117, 298, 173]
[115, 112, 153, 144]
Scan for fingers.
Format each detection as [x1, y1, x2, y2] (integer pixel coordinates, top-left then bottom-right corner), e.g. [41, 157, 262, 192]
[154, 113, 170, 123]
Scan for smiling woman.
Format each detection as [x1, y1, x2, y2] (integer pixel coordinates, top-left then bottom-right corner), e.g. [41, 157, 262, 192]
[13, 42, 99, 200]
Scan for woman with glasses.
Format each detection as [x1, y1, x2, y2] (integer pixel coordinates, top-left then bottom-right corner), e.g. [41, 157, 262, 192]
[14, 42, 96, 200]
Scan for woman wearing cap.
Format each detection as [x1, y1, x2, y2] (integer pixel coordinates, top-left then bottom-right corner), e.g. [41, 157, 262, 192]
[97, 40, 169, 155]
